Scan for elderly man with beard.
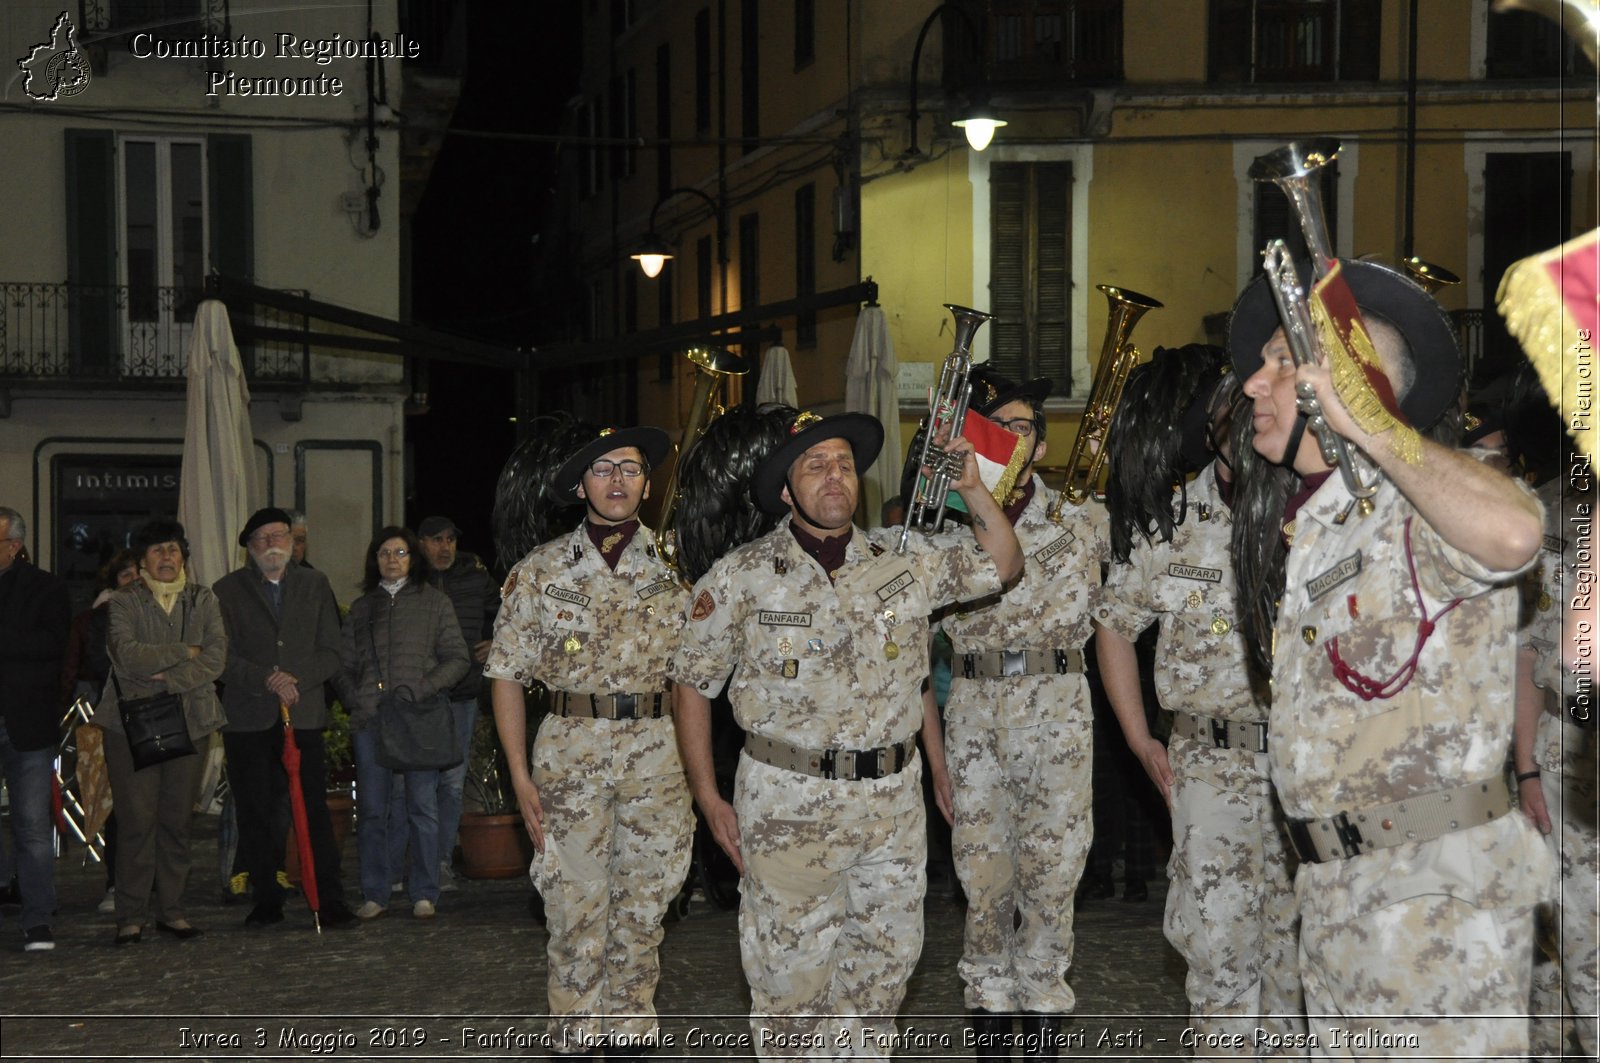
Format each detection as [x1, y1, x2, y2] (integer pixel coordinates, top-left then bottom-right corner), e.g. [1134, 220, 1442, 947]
[215, 507, 355, 928]
[674, 411, 1022, 1059]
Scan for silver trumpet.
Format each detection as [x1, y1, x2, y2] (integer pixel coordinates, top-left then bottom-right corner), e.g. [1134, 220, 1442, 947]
[1250, 138, 1380, 504]
[898, 303, 993, 553]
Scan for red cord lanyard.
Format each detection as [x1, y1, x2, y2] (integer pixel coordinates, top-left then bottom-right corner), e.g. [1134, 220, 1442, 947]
[1324, 517, 1463, 702]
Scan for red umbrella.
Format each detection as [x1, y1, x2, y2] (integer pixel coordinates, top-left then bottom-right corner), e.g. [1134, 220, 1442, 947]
[280, 701, 322, 932]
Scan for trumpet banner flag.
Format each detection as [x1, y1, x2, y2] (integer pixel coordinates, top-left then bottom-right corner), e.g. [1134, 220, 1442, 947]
[930, 410, 1031, 514]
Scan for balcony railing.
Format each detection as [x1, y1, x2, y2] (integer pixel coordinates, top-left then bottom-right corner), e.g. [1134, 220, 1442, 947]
[0, 282, 311, 386]
[988, 0, 1124, 84]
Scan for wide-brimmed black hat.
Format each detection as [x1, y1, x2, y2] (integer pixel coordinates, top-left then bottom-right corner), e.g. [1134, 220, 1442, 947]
[1226, 258, 1460, 428]
[752, 411, 884, 515]
[968, 365, 1052, 418]
[552, 426, 672, 494]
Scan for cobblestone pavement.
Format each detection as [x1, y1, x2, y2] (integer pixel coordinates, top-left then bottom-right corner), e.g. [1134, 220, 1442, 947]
[0, 816, 1195, 1061]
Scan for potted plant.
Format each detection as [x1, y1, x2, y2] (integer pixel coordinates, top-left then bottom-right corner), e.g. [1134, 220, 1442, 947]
[458, 705, 536, 879]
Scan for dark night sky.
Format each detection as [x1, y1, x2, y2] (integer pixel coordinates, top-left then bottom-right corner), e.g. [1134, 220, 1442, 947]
[407, 2, 581, 566]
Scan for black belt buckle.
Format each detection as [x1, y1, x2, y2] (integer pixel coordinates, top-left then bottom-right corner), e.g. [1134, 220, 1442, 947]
[1287, 819, 1319, 863]
[1001, 650, 1027, 677]
[853, 747, 885, 781]
[1209, 718, 1231, 749]
[1331, 812, 1364, 857]
[1054, 649, 1069, 674]
[962, 654, 976, 679]
[614, 693, 638, 720]
[819, 748, 838, 780]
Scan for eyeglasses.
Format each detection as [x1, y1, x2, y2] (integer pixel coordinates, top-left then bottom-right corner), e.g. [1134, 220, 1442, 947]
[377, 548, 410, 560]
[251, 529, 291, 545]
[588, 459, 645, 479]
[993, 416, 1038, 438]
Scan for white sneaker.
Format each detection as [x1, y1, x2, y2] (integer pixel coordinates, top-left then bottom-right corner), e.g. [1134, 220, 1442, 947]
[97, 888, 116, 915]
[354, 900, 385, 920]
[438, 864, 458, 893]
[412, 899, 436, 919]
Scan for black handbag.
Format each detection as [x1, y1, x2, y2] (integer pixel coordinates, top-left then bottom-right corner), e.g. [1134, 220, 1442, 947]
[369, 620, 462, 772]
[111, 601, 197, 771]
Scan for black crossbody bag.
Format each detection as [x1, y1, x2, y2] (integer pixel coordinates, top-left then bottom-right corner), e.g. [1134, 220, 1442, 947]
[369, 610, 462, 772]
[111, 598, 198, 771]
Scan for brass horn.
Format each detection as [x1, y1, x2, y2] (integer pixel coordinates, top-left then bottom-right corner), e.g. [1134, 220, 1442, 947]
[898, 304, 993, 553]
[1054, 284, 1162, 512]
[655, 345, 748, 571]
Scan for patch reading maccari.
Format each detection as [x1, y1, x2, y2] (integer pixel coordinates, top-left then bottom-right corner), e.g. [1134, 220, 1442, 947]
[127, 31, 420, 97]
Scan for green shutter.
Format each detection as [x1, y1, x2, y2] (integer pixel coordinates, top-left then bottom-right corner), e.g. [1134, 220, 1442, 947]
[65, 128, 117, 372]
[989, 162, 1027, 382]
[207, 133, 253, 284]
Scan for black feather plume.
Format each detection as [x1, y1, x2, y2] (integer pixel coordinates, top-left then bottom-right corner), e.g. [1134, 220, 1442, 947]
[491, 414, 591, 572]
[674, 403, 797, 585]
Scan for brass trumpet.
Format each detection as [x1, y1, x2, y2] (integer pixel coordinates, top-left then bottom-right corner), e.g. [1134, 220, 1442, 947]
[1250, 138, 1380, 506]
[1054, 284, 1162, 510]
[655, 345, 748, 571]
[898, 303, 993, 553]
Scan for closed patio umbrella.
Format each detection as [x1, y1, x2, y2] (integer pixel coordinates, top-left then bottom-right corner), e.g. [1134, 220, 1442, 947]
[844, 305, 902, 526]
[177, 299, 259, 586]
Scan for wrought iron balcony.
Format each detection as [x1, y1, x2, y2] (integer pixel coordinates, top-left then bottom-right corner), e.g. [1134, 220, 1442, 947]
[0, 282, 311, 387]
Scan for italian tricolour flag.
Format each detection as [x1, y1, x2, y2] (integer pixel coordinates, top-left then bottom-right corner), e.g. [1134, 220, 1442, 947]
[920, 409, 1031, 515]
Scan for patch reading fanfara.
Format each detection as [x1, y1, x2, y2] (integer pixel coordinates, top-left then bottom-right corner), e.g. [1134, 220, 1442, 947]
[875, 571, 915, 602]
[1306, 553, 1362, 603]
[689, 590, 716, 621]
[758, 611, 813, 627]
[544, 584, 592, 609]
[1167, 564, 1223, 583]
[637, 579, 677, 601]
[1034, 531, 1073, 566]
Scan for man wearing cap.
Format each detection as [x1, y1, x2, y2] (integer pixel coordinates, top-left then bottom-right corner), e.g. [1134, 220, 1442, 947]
[1092, 348, 1304, 1051]
[927, 367, 1108, 1057]
[486, 426, 693, 1057]
[1228, 259, 1552, 1056]
[214, 507, 356, 928]
[417, 515, 500, 890]
[672, 410, 1022, 1058]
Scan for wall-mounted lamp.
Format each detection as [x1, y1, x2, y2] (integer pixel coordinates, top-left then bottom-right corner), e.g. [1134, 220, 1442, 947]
[908, 3, 1006, 155]
[631, 185, 725, 279]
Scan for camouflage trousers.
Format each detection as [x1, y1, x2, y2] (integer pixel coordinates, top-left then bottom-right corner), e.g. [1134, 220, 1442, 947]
[1529, 764, 1599, 1057]
[1296, 842, 1538, 1061]
[1164, 738, 1304, 1054]
[945, 716, 1092, 1014]
[735, 753, 927, 1060]
[530, 715, 694, 1048]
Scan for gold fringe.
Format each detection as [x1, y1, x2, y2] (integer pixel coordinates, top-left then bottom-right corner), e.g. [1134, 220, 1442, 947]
[989, 432, 1031, 506]
[1313, 298, 1424, 466]
[1498, 247, 1596, 465]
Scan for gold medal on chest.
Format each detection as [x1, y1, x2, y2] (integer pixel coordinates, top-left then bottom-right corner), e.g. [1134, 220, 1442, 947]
[1210, 616, 1231, 636]
[884, 641, 900, 660]
[1538, 589, 1553, 612]
[563, 635, 581, 655]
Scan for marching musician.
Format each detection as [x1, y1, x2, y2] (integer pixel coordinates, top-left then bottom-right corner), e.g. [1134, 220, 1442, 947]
[1229, 259, 1552, 1057]
[486, 425, 694, 1059]
[926, 366, 1108, 1059]
[1092, 347, 1304, 1050]
[672, 410, 1020, 1059]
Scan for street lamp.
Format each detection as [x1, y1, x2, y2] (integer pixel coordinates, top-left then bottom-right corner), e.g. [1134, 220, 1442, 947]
[907, 3, 1007, 156]
[631, 185, 725, 279]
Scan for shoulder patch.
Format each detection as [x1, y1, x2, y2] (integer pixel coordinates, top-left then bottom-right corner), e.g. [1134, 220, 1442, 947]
[690, 589, 716, 621]
[500, 570, 519, 599]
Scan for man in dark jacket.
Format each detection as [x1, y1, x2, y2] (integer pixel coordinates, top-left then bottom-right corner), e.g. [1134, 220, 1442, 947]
[417, 515, 499, 889]
[0, 507, 70, 951]
[214, 507, 355, 928]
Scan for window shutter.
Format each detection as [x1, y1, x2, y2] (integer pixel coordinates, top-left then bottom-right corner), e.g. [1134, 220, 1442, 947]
[1034, 164, 1070, 393]
[1208, 0, 1253, 82]
[1339, 0, 1381, 80]
[207, 133, 253, 284]
[988, 163, 1028, 382]
[65, 128, 117, 372]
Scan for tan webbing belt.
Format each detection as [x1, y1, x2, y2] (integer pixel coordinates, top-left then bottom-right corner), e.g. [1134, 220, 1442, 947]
[744, 732, 917, 781]
[958, 648, 1085, 679]
[1171, 711, 1270, 755]
[552, 691, 667, 721]
[1286, 776, 1512, 864]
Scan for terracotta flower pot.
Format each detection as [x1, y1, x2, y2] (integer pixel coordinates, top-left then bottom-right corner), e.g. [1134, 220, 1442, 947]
[458, 812, 535, 880]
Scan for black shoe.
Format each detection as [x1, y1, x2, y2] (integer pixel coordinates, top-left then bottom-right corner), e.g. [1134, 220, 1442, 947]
[155, 921, 204, 940]
[114, 926, 143, 946]
[244, 903, 284, 928]
[970, 1010, 1012, 1060]
[1120, 880, 1148, 903]
[1021, 1014, 1063, 1061]
[22, 925, 55, 951]
[320, 902, 358, 929]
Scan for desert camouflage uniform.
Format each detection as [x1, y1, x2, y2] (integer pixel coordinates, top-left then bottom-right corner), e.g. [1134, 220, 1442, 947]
[1271, 463, 1554, 1059]
[672, 516, 1002, 1059]
[485, 523, 693, 1050]
[1094, 463, 1303, 1050]
[937, 482, 1103, 1015]
[1523, 481, 1598, 1058]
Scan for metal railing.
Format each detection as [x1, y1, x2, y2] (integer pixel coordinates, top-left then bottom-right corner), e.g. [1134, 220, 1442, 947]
[0, 281, 311, 386]
[988, 0, 1124, 83]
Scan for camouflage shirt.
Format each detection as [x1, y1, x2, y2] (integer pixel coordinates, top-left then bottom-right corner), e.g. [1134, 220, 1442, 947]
[1096, 463, 1266, 724]
[1270, 458, 1541, 820]
[485, 522, 687, 694]
[671, 516, 1003, 750]
[939, 481, 1107, 728]
[1524, 479, 1594, 776]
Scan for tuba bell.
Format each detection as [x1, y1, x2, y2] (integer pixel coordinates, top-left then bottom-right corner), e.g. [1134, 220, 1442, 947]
[655, 345, 748, 572]
[1054, 284, 1162, 511]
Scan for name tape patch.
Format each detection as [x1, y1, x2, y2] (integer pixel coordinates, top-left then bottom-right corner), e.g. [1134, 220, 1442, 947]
[758, 610, 812, 627]
[1034, 532, 1073, 566]
[637, 579, 677, 601]
[1167, 563, 1223, 583]
[875, 571, 915, 602]
[1306, 553, 1362, 603]
[545, 584, 591, 608]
